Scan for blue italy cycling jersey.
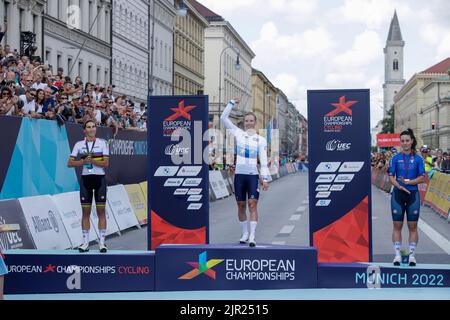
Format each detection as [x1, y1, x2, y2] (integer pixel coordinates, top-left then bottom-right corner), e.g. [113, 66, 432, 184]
[388, 153, 425, 191]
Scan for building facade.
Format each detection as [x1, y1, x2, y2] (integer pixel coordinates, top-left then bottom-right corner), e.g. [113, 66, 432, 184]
[421, 66, 450, 151]
[0, 0, 46, 58]
[383, 11, 405, 118]
[287, 102, 301, 157]
[150, 0, 176, 96]
[298, 113, 308, 159]
[276, 89, 289, 156]
[191, 0, 254, 130]
[251, 69, 276, 135]
[112, 0, 149, 103]
[394, 58, 450, 149]
[43, 0, 112, 85]
[173, 0, 208, 96]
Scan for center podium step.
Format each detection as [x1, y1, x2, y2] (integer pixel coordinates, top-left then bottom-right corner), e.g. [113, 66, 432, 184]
[155, 244, 318, 291]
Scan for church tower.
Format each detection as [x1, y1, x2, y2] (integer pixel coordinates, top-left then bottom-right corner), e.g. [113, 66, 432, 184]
[383, 11, 405, 118]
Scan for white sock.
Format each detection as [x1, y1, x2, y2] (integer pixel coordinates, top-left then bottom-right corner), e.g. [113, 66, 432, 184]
[409, 242, 417, 257]
[82, 230, 89, 245]
[99, 229, 107, 245]
[249, 221, 258, 241]
[394, 242, 401, 257]
[240, 221, 248, 237]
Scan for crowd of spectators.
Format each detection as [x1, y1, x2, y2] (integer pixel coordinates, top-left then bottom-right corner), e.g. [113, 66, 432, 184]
[371, 147, 450, 174]
[0, 42, 147, 135]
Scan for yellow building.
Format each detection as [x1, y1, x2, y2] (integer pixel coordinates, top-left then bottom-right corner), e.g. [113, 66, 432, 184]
[251, 69, 277, 135]
[173, 0, 209, 95]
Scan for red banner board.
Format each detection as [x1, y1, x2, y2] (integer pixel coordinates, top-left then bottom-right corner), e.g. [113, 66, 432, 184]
[377, 134, 401, 147]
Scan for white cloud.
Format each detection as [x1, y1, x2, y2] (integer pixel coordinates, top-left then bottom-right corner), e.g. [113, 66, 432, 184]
[195, 0, 258, 14]
[333, 30, 383, 68]
[251, 22, 335, 67]
[331, 0, 413, 29]
[198, 0, 319, 24]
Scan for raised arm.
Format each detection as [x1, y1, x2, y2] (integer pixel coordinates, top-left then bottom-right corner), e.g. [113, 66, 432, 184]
[220, 99, 241, 133]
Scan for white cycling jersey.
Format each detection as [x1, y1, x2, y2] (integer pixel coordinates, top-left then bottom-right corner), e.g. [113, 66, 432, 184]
[220, 100, 270, 182]
[70, 138, 109, 176]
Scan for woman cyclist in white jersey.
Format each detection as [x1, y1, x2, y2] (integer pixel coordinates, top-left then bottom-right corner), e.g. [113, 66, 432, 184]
[221, 97, 270, 247]
[68, 120, 110, 253]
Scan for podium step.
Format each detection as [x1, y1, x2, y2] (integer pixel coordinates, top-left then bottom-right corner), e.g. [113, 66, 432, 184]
[155, 244, 318, 291]
[318, 263, 450, 288]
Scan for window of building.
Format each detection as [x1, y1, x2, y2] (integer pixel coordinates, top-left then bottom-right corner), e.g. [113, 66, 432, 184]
[68, 57, 73, 77]
[393, 59, 399, 71]
[19, 8, 25, 32]
[45, 50, 51, 64]
[78, 61, 83, 77]
[97, 67, 101, 84]
[88, 64, 93, 82]
[57, 54, 62, 71]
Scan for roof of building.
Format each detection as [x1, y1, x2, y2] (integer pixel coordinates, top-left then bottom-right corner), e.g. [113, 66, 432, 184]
[188, 0, 224, 22]
[387, 11, 403, 42]
[421, 57, 450, 74]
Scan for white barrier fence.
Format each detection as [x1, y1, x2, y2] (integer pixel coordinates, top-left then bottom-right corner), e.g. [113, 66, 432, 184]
[52, 192, 98, 248]
[19, 195, 72, 250]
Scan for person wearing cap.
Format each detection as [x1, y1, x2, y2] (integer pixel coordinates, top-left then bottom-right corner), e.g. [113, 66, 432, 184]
[421, 147, 433, 174]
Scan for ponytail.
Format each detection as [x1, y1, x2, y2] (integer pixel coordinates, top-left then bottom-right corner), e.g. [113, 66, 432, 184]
[400, 128, 417, 153]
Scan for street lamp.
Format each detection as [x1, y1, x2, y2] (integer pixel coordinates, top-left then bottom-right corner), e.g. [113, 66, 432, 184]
[218, 45, 241, 132]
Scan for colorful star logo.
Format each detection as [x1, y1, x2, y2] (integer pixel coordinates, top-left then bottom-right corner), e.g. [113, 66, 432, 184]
[326, 96, 358, 117]
[43, 264, 56, 273]
[179, 252, 224, 280]
[165, 100, 197, 121]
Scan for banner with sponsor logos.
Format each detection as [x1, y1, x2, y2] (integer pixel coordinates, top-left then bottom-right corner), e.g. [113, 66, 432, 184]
[0, 117, 147, 200]
[66, 122, 147, 187]
[107, 185, 140, 231]
[0, 117, 79, 200]
[124, 184, 148, 225]
[307, 90, 372, 263]
[52, 192, 99, 248]
[3, 250, 155, 294]
[0, 199, 36, 251]
[148, 96, 209, 250]
[155, 244, 318, 291]
[18, 195, 72, 250]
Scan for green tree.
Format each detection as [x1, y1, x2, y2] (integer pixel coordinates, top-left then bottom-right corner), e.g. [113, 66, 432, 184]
[382, 105, 395, 134]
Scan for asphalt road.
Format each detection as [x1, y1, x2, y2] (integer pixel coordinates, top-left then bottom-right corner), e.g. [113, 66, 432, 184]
[90, 172, 450, 264]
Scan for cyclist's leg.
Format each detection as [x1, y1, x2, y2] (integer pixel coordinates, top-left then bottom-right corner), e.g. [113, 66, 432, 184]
[406, 191, 420, 260]
[79, 176, 94, 251]
[234, 175, 249, 241]
[248, 175, 260, 246]
[391, 189, 406, 257]
[94, 176, 108, 247]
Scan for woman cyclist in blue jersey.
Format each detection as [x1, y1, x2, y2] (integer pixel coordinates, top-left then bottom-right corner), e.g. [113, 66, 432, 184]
[388, 129, 425, 267]
[221, 97, 271, 247]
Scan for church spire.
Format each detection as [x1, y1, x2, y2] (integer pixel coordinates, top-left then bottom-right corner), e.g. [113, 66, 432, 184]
[387, 10, 403, 42]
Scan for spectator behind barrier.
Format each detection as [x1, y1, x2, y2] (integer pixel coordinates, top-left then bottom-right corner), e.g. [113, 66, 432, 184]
[0, 44, 146, 132]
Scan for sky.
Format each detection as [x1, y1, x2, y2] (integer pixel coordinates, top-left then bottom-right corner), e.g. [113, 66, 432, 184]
[196, 0, 450, 128]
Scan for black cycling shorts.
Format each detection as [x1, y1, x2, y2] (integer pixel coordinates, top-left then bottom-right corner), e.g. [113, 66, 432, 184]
[80, 175, 107, 208]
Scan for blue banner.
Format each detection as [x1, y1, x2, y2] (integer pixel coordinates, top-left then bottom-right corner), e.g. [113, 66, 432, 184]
[3, 250, 155, 294]
[147, 96, 209, 250]
[307, 90, 372, 263]
[155, 244, 318, 291]
[318, 263, 450, 288]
